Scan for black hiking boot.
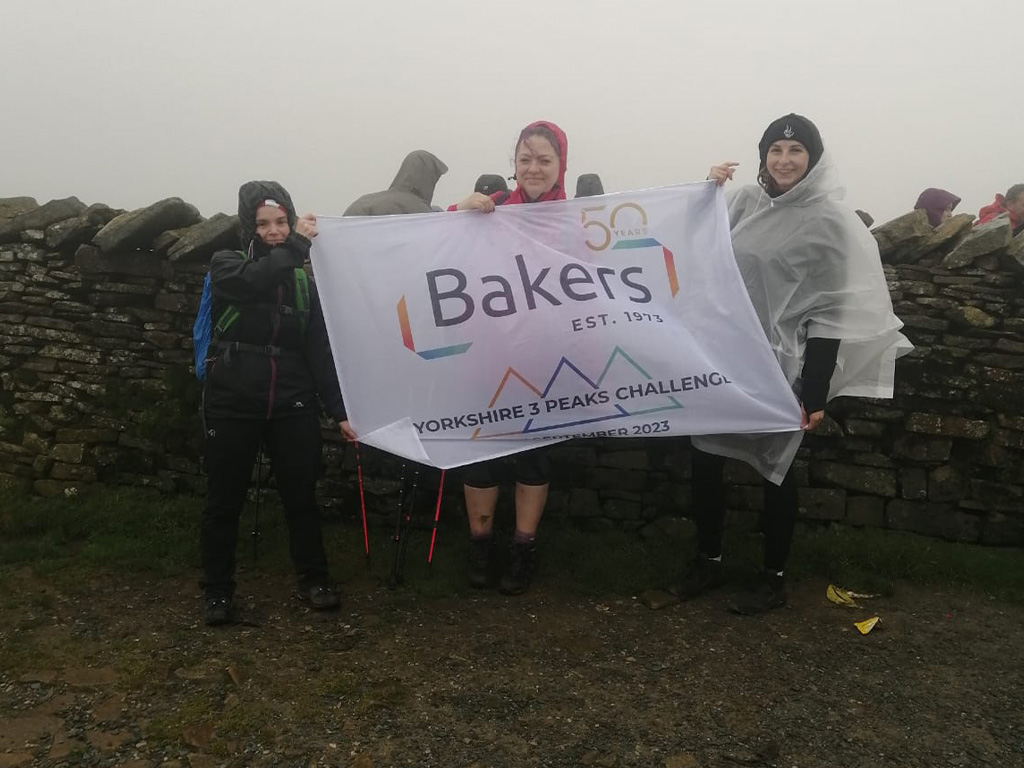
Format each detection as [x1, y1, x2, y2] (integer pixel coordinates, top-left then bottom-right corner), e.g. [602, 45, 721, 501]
[204, 596, 234, 626]
[297, 584, 341, 611]
[467, 534, 494, 589]
[498, 539, 536, 596]
[728, 572, 787, 615]
[669, 554, 726, 599]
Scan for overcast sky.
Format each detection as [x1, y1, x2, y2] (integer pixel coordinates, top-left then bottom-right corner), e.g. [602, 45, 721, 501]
[1, 0, 1018, 225]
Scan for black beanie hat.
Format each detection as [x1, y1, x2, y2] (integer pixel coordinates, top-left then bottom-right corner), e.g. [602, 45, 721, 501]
[758, 113, 824, 170]
[474, 174, 509, 196]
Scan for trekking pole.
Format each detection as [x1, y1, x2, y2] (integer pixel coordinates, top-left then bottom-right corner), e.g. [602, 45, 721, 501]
[388, 464, 407, 588]
[252, 448, 264, 562]
[394, 467, 419, 585]
[427, 469, 446, 574]
[354, 440, 370, 565]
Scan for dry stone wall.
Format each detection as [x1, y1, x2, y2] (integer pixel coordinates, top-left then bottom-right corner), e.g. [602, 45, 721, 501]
[1, 198, 1022, 544]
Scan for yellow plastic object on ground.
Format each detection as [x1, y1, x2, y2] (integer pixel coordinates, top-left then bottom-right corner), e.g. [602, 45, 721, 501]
[827, 584, 859, 607]
[855, 616, 881, 635]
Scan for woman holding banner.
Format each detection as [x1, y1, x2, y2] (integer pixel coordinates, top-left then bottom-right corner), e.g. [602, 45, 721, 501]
[677, 113, 910, 615]
[449, 120, 569, 596]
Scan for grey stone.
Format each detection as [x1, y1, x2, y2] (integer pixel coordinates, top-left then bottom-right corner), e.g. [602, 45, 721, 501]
[873, 209, 932, 260]
[587, 467, 646, 493]
[901, 314, 949, 332]
[0, 196, 39, 219]
[901, 468, 928, 500]
[597, 449, 649, 471]
[51, 443, 85, 464]
[903, 213, 975, 262]
[55, 428, 119, 443]
[167, 213, 240, 263]
[844, 419, 886, 438]
[44, 203, 123, 250]
[638, 589, 679, 610]
[21, 432, 52, 455]
[906, 413, 990, 439]
[49, 462, 97, 481]
[33, 478, 83, 496]
[93, 197, 202, 254]
[151, 227, 186, 256]
[798, 487, 846, 520]
[928, 465, 966, 502]
[74, 244, 169, 279]
[969, 479, 1023, 510]
[980, 513, 1024, 546]
[946, 306, 996, 329]
[886, 499, 980, 542]
[811, 462, 896, 497]
[75, 319, 143, 341]
[847, 496, 885, 527]
[602, 498, 642, 519]
[940, 218, 1012, 269]
[975, 352, 1024, 370]
[569, 488, 600, 517]
[152, 293, 192, 313]
[0, 197, 86, 243]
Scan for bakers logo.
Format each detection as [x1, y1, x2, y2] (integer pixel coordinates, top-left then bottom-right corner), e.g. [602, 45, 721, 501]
[580, 203, 679, 297]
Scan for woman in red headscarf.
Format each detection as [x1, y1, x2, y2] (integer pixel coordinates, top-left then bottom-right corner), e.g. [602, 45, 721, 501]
[449, 120, 568, 596]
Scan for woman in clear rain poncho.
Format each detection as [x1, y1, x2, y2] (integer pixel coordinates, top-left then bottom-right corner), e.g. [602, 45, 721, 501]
[677, 113, 912, 615]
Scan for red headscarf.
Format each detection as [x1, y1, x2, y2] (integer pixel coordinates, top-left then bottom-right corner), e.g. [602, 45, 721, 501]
[501, 120, 569, 205]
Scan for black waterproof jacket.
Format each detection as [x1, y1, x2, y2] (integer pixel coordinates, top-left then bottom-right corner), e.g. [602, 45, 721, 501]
[203, 181, 345, 422]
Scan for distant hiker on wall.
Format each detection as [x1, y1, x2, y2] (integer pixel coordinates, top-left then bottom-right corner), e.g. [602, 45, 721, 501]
[680, 114, 911, 615]
[343, 150, 448, 216]
[200, 181, 354, 627]
[474, 174, 509, 198]
[575, 173, 605, 198]
[914, 188, 961, 227]
[977, 183, 1024, 236]
[448, 120, 569, 596]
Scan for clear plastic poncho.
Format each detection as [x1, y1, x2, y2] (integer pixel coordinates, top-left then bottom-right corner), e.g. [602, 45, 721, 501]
[692, 152, 913, 484]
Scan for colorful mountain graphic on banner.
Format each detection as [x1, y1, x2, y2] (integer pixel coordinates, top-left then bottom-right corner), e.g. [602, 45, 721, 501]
[473, 346, 682, 439]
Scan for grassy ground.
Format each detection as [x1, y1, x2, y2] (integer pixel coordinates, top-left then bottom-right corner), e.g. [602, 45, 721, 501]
[2, 485, 1022, 603]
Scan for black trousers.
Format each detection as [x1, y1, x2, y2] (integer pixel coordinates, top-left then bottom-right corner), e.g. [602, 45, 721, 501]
[200, 413, 329, 597]
[691, 447, 798, 572]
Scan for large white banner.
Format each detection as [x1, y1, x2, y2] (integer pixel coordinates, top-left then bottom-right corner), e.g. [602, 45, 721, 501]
[311, 183, 803, 468]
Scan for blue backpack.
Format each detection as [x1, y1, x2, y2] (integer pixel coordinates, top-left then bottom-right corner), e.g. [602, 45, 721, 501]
[192, 267, 310, 381]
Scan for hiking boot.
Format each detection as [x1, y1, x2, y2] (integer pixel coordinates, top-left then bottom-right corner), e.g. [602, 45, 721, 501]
[669, 554, 726, 599]
[467, 534, 494, 589]
[728, 572, 787, 615]
[204, 596, 234, 626]
[297, 584, 341, 610]
[498, 539, 536, 596]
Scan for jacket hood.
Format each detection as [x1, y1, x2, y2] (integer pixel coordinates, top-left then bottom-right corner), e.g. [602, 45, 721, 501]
[507, 120, 568, 204]
[575, 174, 605, 198]
[914, 188, 961, 227]
[978, 194, 1007, 220]
[389, 150, 448, 206]
[238, 180, 296, 252]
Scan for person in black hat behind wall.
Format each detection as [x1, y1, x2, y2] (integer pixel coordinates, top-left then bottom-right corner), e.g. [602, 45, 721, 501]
[200, 180, 356, 626]
[574, 173, 605, 198]
[474, 173, 509, 198]
[674, 113, 910, 615]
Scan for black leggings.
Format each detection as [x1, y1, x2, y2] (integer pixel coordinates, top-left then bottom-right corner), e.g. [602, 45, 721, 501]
[691, 447, 798, 572]
[201, 413, 329, 597]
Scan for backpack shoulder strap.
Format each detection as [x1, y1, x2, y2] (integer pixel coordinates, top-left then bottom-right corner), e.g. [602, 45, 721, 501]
[294, 268, 310, 336]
